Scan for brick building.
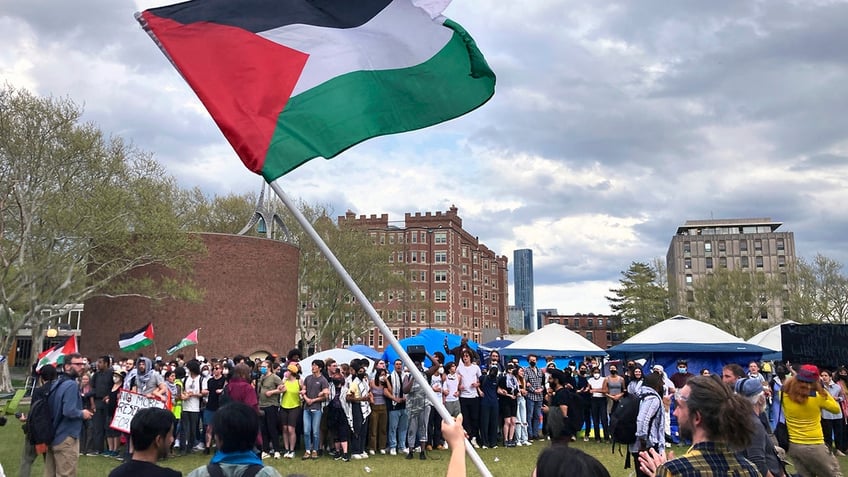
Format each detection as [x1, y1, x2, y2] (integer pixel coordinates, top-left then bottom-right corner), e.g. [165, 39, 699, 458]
[540, 313, 622, 349]
[334, 206, 509, 350]
[82, 233, 300, 360]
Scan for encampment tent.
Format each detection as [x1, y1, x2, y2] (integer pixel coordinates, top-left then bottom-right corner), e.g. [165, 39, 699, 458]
[300, 348, 374, 372]
[747, 321, 796, 361]
[606, 315, 775, 373]
[501, 324, 606, 361]
[346, 344, 383, 361]
[381, 329, 478, 366]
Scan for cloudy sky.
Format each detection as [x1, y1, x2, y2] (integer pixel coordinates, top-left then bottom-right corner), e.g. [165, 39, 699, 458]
[3, 0, 848, 316]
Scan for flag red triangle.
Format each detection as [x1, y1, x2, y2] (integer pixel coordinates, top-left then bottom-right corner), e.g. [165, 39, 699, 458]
[141, 13, 309, 174]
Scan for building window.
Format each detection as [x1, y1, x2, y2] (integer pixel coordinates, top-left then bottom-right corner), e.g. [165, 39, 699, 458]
[435, 251, 447, 263]
[684, 258, 692, 269]
[410, 251, 417, 262]
[434, 270, 447, 282]
[434, 310, 447, 322]
[754, 239, 762, 251]
[420, 231, 427, 243]
[473, 286, 479, 296]
[704, 242, 712, 254]
[411, 311, 417, 322]
[378, 334, 384, 348]
[397, 252, 404, 262]
[473, 270, 479, 280]
[369, 330, 375, 347]
[461, 281, 468, 291]
[420, 252, 427, 263]
[778, 255, 786, 268]
[740, 240, 748, 252]
[389, 234, 395, 244]
[419, 271, 426, 282]
[411, 232, 417, 243]
[461, 265, 468, 275]
[686, 290, 695, 302]
[434, 290, 447, 302]
[685, 274, 693, 284]
[606, 331, 612, 342]
[380, 234, 385, 245]
[434, 232, 447, 244]
[706, 257, 713, 269]
[473, 318, 479, 328]
[777, 238, 785, 251]
[741, 256, 749, 268]
[719, 256, 727, 268]
[462, 247, 468, 258]
[586, 331, 593, 341]
[718, 240, 726, 252]
[462, 298, 468, 308]
[683, 241, 691, 253]
[598, 318, 603, 327]
[756, 256, 764, 268]
[588, 319, 593, 327]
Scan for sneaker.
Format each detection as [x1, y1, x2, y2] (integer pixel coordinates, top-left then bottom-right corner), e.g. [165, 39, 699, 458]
[380, 449, 387, 455]
[352, 454, 364, 460]
[482, 445, 489, 449]
[426, 444, 433, 451]
[311, 451, 319, 459]
[334, 454, 345, 461]
[302, 453, 311, 460]
[470, 438, 480, 449]
[402, 448, 409, 454]
[359, 452, 369, 459]
[836, 450, 846, 457]
[419, 452, 426, 460]
[389, 448, 397, 456]
[261, 452, 271, 459]
[368, 449, 375, 455]
[85, 451, 100, 456]
[405, 452, 414, 460]
[273, 451, 281, 459]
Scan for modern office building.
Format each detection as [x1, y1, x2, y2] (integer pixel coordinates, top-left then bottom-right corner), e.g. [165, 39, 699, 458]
[334, 206, 509, 349]
[537, 308, 557, 330]
[666, 218, 796, 323]
[508, 305, 525, 331]
[514, 249, 535, 331]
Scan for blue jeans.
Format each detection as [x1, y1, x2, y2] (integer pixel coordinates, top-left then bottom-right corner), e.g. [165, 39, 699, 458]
[526, 399, 543, 438]
[388, 408, 409, 450]
[303, 408, 322, 452]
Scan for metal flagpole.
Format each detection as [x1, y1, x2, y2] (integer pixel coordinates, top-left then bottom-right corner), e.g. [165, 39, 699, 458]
[269, 179, 493, 477]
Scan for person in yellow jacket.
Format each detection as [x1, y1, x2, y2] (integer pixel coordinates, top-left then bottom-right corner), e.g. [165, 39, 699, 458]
[782, 364, 843, 477]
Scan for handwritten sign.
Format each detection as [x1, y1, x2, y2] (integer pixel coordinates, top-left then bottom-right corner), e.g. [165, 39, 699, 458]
[781, 323, 848, 370]
[109, 389, 167, 434]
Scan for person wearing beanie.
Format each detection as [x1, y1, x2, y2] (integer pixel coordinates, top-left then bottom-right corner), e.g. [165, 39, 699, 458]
[734, 378, 784, 477]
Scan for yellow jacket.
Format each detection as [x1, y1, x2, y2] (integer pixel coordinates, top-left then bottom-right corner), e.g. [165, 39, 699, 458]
[783, 390, 840, 445]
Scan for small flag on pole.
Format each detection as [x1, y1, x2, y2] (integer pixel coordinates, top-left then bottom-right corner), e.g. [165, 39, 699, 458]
[118, 322, 155, 352]
[167, 329, 199, 355]
[36, 335, 78, 371]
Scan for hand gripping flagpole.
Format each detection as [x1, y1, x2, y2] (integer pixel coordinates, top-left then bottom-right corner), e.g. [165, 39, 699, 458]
[270, 179, 493, 477]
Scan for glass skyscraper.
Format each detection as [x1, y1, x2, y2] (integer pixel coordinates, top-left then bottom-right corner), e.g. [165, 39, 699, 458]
[513, 249, 535, 331]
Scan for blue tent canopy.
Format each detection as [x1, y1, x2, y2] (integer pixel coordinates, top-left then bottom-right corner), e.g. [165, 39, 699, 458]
[382, 329, 478, 366]
[346, 344, 383, 361]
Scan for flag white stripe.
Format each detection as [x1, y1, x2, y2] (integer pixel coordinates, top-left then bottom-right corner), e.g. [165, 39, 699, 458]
[258, 0, 452, 96]
[118, 333, 149, 349]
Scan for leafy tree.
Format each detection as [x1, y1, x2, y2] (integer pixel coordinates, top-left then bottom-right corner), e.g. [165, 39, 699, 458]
[178, 188, 258, 234]
[689, 267, 784, 338]
[0, 86, 203, 392]
[606, 261, 670, 338]
[784, 254, 848, 324]
[285, 203, 408, 351]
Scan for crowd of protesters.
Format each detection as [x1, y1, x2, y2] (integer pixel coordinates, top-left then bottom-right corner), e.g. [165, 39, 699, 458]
[18, 343, 848, 477]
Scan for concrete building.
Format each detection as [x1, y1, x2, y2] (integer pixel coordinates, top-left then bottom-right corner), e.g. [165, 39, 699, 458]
[508, 305, 525, 331]
[514, 249, 535, 331]
[537, 308, 557, 330]
[540, 313, 622, 349]
[336, 206, 509, 349]
[666, 218, 796, 322]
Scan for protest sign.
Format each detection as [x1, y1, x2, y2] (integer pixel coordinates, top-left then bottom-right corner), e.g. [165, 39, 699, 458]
[109, 389, 167, 434]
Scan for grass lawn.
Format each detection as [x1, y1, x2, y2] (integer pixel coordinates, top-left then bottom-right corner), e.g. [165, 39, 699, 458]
[3, 420, 848, 477]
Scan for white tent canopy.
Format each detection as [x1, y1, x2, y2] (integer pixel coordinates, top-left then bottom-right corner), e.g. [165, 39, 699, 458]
[300, 348, 374, 372]
[747, 321, 796, 360]
[502, 324, 606, 357]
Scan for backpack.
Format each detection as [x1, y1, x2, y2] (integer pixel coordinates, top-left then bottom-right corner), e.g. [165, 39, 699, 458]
[609, 393, 644, 446]
[219, 383, 232, 407]
[28, 379, 66, 449]
[206, 463, 263, 477]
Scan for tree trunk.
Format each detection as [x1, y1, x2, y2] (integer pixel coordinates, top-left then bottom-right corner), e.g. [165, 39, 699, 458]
[30, 323, 45, 370]
[0, 360, 13, 393]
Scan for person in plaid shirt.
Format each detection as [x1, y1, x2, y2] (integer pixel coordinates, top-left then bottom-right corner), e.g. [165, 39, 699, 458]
[638, 375, 759, 477]
[524, 354, 545, 440]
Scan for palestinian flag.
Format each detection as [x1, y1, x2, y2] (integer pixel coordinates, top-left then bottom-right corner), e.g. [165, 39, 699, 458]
[136, 0, 495, 182]
[118, 322, 155, 352]
[167, 328, 199, 355]
[36, 336, 78, 371]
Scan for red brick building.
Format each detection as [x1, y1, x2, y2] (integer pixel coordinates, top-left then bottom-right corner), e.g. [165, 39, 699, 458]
[540, 313, 623, 349]
[336, 206, 509, 350]
[82, 233, 300, 360]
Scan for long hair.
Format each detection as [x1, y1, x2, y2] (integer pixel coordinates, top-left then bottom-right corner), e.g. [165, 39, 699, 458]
[783, 376, 823, 404]
[684, 375, 755, 449]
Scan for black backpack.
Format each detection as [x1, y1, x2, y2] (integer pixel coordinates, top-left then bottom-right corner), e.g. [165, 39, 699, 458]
[206, 463, 262, 477]
[28, 379, 66, 447]
[609, 393, 643, 446]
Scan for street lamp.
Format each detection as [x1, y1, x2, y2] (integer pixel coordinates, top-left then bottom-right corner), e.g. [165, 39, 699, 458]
[46, 327, 58, 338]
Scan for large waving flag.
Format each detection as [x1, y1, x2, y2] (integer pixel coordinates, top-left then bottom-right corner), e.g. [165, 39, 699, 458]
[118, 322, 155, 352]
[167, 328, 199, 355]
[136, 0, 495, 181]
[36, 336, 78, 371]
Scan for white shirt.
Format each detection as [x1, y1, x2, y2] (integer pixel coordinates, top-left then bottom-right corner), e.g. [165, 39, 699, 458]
[456, 363, 481, 399]
[182, 374, 202, 412]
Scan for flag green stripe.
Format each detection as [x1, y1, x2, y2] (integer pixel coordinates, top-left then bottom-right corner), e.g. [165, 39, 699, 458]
[167, 338, 197, 354]
[120, 337, 153, 352]
[261, 20, 495, 181]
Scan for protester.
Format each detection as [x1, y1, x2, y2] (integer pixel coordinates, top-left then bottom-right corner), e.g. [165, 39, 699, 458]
[279, 363, 301, 459]
[257, 360, 282, 459]
[721, 363, 745, 386]
[734, 377, 783, 477]
[515, 366, 531, 446]
[631, 372, 666, 477]
[105, 368, 125, 458]
[670, 360, 693, 389]
[587, 366, 609, 442]
[90, 355, 113, 456]
[46, 353, 94, 477]
[187, 402, 283, 477]
[782, 364, 843, 477]
[638, 375, 759, 477]
[533, 445, 611, 477]
[524, 354, 546, 442]
[20, 364, 58, 477]
[180, 359, 203, 456]
[443, 336, 478, 364]
[108, 407, 180, 477]
[404, 360, 431, 460]
[820, 369, 846, 456]
[348, 359, 371, 460]
[478, 364, 500, 448]
[369, 367, 390, 454]
[627, 367, 645, 396]
[543, 369, 576, 445]
[302, 359, 329, 459]
[497, 363, 519, 447]
[456, 350, 481, 448]
[386, 358, 409, 455]
[606, 363, 626, 417]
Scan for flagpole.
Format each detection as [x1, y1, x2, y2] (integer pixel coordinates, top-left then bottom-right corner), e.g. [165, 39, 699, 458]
[270, 180, 493, 477]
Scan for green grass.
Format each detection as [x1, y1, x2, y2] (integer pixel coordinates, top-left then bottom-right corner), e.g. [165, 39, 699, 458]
[2, 421, 848, 477]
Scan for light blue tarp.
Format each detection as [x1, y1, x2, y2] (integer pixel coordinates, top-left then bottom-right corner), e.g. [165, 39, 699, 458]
[381, 329, 478, 366]
[346, 344, 383, 361]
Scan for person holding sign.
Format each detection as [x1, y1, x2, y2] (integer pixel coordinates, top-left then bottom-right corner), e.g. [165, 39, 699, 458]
[108, 407, 180, 477]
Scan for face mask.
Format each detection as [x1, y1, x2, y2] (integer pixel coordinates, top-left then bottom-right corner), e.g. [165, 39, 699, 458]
[358, 373, 367, 380]
[222, 369, 229, 376]
[202, 370, 210, 377]
[438, 367, 444, 374]
[678, 367, 687, 374]
[610, 369, 617, 375]
[379, 376, 386, 382]
[260, 367, 268, 374]
[580, 370, 586, 375]
[529, 361, 536, 367]
[593, 373, 601, 379]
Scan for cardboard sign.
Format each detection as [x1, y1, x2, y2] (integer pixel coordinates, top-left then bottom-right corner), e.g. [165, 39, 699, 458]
[109, 389, 167, 434]
[781, 323, 848, 370]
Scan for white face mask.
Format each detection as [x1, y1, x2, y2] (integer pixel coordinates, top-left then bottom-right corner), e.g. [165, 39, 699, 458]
[202, 370, 210, 377]
[593, 373, 601, 379]
[438, 367, 444, 374]
[222, 369, 229, 376]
